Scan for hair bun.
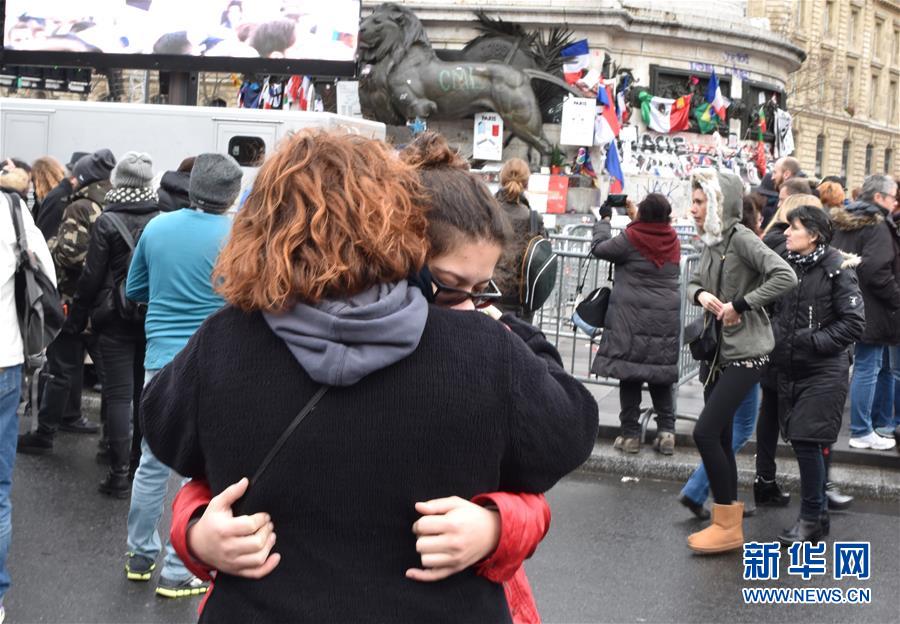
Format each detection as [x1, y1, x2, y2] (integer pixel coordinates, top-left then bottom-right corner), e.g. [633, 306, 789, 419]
[400, 132, 469, 171]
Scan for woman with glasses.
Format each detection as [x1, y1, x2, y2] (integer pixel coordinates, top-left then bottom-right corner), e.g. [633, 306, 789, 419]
[141, 130, 598, 623]
[590, 193, 682, 456]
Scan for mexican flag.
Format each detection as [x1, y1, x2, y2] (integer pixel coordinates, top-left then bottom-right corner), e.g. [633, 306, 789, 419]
[639, 92, 692, 133]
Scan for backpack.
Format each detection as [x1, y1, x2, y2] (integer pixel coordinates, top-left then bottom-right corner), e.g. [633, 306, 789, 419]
[5, 192, 65, 370]
[104, 212, 148, 324]
[519, 211, 558, 313]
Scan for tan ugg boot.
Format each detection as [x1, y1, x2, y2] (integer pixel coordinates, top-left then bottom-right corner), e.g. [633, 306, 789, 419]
[687, 502, 744, 554]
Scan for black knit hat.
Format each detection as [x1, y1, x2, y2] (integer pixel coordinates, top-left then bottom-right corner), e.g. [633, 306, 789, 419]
[73, 149, 116, 187]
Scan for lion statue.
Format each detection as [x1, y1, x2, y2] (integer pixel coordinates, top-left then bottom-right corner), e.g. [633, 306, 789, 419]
[358, 3, 578, 155]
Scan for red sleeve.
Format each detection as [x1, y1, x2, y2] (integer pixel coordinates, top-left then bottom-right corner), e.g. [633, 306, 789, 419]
[170, 479, 215, 581]
[472, 492, 551, 583]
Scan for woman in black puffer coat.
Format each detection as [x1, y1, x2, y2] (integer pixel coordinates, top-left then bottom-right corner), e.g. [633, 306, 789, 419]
[770, 205, 865, 545]
[591, 194, 681, 455]
[65, 152, 160, 498]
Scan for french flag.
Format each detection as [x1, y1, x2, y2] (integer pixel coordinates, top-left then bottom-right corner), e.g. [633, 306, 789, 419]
[594, 84, 620, 145]
[561, 39, 590, 85]
[605, 139, 624, 194]
[706, 69, 730, 121]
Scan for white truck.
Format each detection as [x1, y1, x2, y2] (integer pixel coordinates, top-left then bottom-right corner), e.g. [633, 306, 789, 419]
[0, 98, 385, 182]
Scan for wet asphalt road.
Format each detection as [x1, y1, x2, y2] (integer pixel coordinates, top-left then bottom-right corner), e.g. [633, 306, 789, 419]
[6, 428, 899, 623]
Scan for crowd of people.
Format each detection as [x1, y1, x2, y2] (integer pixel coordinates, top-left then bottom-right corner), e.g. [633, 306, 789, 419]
[591, 157, 898, 552]
[0, 133, 898, 622]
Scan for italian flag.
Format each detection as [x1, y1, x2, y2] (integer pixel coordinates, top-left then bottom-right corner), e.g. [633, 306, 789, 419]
[639, 92, 692, 133]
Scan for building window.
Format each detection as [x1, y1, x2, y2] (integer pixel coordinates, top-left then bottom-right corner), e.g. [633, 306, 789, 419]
[824, 1, 835, 36]
[886, 149, 893, 175]
[865, 144, 873, 175]
[849, 9, 859, 48]
[841, 139, 851, 178]
[895, 29, 900, 65]
[874, 19, 884, 59]
[870, 73, 879, 119]
[890, 80, 898, 126]
[815, 134, 826, 178]
[845, 66, 855, 108]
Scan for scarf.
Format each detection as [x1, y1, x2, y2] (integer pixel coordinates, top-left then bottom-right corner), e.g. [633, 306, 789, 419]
[624, 221, 681, 268]
[786, 243, 826, 270]
[104, 187, 158, 206]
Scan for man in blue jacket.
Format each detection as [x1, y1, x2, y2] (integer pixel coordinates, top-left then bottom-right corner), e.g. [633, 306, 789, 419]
[122, 153, 242, 598]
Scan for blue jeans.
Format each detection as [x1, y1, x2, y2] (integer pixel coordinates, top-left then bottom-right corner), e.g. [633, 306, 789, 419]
[850, 343, 897, 437]
[125, 370, 190, 581]
[0, 365, 22, 602]
[681, 383, 760, 505]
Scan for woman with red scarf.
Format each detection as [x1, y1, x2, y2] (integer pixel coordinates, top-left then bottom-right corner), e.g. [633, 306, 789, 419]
[591, 194, 682, 455]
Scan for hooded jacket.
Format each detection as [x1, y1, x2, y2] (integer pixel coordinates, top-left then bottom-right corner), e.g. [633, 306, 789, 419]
[140, 296, 598, 623]
[771, 247, 865, 444]
[590, 218, 681, 384]
[156, 170, 191, 213]
[829, 202, 900, 345]
[687, 170, 797, 365]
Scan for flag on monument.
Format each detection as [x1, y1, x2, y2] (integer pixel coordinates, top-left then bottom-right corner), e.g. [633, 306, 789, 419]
[605, 139, 624, 194]
[594, 84, 620, 144]
[705, 69, 730, 120]
[639, 92, 692, 133]
[561, 39, 590, 84]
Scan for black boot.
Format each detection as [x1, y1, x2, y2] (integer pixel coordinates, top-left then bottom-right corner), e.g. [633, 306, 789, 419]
[778, 518, 825, 545]
[825, 483, 853, 510]
[754, 476, 791, 507]
[678, 494, 710, 520]
[17, 430, 54, 455]
[99, 439, 131, 499]
[96, 438, 111, 465]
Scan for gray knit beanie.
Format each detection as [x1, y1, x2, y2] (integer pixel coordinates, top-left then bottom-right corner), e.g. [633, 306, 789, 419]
[189, 153, 243, 213]
[111, 151, 154, 188]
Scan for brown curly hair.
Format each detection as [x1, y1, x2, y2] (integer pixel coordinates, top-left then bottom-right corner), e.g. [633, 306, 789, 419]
[214, 131, 429, 312]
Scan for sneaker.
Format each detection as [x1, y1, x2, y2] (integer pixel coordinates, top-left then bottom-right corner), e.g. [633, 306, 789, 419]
[652, 432, 675, 456]
[678, 494, 710, 520]
[156, 576, 210, 599]
[125, 552, 156, 581]
[848, 431, 897, 451]
[874, 426, 896, 439]
[825, 482, 854, 510]
[59, 416, 100, 434]
[613, 435, 640, 453]
[17, 431, 53, 455]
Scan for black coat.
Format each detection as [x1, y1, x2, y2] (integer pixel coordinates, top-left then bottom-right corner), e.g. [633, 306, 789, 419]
[770, 247, 865, 444]
[830, 203, 900, 344]
[493, 193, 541, 314]
[68, 198, 159, 334]
[141, 305, 599, 623]
[156, 171, 191, 213]
[589, 221, 681, 384]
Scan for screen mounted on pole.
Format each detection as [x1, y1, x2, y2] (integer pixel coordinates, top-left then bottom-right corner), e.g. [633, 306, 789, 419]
[2, 0, 361, 76]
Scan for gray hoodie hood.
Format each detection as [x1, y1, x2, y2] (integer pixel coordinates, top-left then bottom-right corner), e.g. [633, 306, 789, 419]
[263, 281, 428, 387]
[691, 168, 744, 247]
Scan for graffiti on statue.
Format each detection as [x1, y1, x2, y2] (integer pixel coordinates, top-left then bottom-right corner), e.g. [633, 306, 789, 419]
[357, 3, 580, 154]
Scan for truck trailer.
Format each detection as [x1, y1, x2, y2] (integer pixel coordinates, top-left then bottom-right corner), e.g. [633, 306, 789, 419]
[0, 98, 385, 180]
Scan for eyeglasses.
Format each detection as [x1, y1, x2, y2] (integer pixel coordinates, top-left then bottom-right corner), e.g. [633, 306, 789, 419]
[430, 275, 502, 309]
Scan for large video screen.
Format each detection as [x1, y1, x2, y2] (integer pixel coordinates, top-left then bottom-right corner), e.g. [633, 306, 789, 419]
[2, 0, 361, 75]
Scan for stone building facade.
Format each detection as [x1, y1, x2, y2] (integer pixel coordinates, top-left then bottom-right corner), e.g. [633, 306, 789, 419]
[749, 0, 900, 188]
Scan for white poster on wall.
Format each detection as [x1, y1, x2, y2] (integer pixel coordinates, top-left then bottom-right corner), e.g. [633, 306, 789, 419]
[473, 112, 504, 161]
[336, 81, 362, 118]
[560, 96, 596, 147]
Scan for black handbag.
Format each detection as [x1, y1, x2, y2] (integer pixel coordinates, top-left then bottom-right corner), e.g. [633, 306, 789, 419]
[572, 259, 613, 337]
[685, 232, 733, 362]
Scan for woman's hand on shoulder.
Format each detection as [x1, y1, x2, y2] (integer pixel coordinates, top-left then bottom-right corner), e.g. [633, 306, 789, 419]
[406, 496, 501, 583]
[186, 477, 281, 579]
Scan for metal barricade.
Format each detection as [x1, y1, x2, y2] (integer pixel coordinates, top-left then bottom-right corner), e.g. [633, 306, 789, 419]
[534, 235, 702, 389]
